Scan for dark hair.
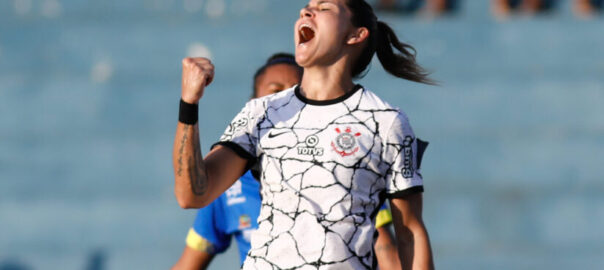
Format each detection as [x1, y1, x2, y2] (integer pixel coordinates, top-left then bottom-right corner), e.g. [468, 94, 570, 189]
[252, 53, 303, 98]
[346, 0, 434, 84]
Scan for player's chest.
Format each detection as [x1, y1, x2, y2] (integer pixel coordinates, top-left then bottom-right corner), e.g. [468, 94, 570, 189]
[258, 118, 384, 166]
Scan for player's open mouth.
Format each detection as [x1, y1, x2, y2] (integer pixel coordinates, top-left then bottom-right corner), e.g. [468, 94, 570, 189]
[298, 24, 315, 45]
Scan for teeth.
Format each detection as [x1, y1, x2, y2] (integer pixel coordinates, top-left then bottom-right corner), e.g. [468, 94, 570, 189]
[299, 24, 312, 31]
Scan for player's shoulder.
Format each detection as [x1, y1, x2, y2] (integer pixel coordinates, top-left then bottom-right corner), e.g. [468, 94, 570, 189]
[240, 86, 296, 118]
[251, 86, 296, 106]
[358, 86, 398, 111]
[358, 86, 411, 127]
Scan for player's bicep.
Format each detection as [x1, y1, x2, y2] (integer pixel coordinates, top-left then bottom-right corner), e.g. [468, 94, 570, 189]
[203, 145, 248, 200]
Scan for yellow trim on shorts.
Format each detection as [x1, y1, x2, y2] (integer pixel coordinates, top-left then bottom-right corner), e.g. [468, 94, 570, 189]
[375, 209, 392, 228]
[185, 228, 215, 253]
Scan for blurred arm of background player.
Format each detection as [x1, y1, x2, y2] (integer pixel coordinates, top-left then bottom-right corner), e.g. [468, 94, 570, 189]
[172, 244, 214, 270]
[391, 194, 435, 270]
[375, 218, 403, 269]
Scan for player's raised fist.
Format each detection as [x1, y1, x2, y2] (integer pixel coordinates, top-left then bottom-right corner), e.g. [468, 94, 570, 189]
[181, 57, 215, 104]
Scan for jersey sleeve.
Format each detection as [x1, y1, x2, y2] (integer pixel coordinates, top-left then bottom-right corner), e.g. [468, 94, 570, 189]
[382, 111, 428, 198]
[212, 99, 262, 165]
[187, 200, 231, 254]
[374, 203, 392, 228]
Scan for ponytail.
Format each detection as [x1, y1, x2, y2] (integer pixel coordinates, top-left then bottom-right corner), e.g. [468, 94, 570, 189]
[375, 21, 435, 85]
[346, 0, 434, 85]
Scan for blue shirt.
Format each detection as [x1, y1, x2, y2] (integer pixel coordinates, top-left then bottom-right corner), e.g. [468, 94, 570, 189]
[186, 171, 261, 265]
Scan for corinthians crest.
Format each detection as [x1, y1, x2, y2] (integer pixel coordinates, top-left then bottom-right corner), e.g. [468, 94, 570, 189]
[331, 127, 361, 157]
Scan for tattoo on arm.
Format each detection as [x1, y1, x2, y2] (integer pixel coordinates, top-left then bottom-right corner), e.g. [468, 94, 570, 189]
[178, 124, 208, 196]
[176, 125, 189, 177]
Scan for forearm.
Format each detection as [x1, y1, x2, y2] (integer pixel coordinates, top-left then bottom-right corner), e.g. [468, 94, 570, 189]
[173, 122, 210, 208]
[397, 222, 434, 270]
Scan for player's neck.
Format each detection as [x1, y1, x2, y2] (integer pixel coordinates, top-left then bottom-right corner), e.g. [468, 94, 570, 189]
[299, 64, 354, 101]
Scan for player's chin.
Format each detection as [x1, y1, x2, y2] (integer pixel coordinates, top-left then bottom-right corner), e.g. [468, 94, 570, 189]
[295, 46, 316, 68]
[294, 52, 311, 68]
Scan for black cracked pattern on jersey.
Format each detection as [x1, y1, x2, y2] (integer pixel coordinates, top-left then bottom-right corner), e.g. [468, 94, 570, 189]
[222, 89, 419, 269]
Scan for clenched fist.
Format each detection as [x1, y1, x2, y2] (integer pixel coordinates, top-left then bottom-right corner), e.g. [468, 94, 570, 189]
[181, 57, 215, 104]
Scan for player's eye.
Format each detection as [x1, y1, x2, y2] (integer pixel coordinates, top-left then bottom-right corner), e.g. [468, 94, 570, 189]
[270, 87, 285, 93]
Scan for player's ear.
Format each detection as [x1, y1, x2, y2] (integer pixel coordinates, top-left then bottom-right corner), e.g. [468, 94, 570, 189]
[346, 27, 369, 45]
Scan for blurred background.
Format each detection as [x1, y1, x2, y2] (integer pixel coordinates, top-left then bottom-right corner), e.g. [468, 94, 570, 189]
[1, 0, 603, 269]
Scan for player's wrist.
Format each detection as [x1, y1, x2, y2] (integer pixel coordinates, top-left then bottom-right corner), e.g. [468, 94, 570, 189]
[179, 98, 198, 125]
[180, 93, 200, 104]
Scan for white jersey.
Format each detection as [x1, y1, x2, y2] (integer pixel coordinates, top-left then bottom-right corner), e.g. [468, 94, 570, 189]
[215, 85, 427, 269]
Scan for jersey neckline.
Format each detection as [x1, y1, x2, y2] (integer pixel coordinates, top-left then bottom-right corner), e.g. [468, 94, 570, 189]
[294, 84, 362, 106]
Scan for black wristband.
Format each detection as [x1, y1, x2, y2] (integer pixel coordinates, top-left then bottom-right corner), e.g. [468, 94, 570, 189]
[179, 99, 198, 125]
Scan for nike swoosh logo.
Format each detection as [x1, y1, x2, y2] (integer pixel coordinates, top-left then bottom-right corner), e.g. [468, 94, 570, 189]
[268, 130, 288, 138]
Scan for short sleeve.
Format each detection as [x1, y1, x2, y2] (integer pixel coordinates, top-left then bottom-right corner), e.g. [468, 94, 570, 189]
[212, 100, 262, 164]
[382, 112, 428, 198]
[188, 200, 231, 254]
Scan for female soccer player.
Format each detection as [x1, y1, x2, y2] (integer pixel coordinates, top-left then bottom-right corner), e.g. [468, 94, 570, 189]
[172, 53, 401, 270]
[173, 0, 434, 269]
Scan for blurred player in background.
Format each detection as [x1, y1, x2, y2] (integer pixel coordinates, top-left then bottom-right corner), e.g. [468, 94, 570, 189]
[171, 53, 401, 270]
[376, 0, 459, 15]
[492, 0, 558, 18]
[574, 0, 604, 17]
